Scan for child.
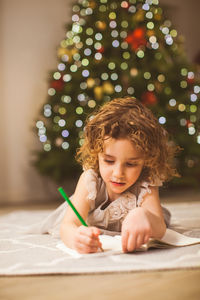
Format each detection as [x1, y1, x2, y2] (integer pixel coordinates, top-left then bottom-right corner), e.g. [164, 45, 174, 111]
[60, 97, 179, 254]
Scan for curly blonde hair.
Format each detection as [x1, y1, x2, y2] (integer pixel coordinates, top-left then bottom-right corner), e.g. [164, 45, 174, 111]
[76, 97, 180, 184]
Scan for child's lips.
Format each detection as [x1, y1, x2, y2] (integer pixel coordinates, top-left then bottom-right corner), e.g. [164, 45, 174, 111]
[111, 181, 126, 187]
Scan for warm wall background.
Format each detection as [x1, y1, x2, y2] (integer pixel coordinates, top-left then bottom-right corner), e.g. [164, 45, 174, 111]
[0, 0, 200, 204]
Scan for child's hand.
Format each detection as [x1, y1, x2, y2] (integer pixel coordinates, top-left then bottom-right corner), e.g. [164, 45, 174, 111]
[121, 207, 152, 252]
[73, 226, 102, 254]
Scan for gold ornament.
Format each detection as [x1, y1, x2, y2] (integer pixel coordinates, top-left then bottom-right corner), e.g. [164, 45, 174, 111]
[57, 47, 67, 57]
[96, 21, 107, 30]
[154, 14, 161, 21]
[103, 82, 114, 94]
[146, 30, 155, 37]
[87, 78, 95, 88]
[94, 86, 103, 100]
[134, 9, 145, 22]
[89, 0, 96, 9]
[57, 47, 77, 62]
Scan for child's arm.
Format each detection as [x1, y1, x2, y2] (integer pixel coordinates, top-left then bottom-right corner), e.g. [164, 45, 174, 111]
[60, 172, 102, 253]
[121, 186, 166, 252]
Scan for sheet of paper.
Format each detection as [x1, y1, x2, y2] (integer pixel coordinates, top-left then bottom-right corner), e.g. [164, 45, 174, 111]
[56, 235, 122, 258]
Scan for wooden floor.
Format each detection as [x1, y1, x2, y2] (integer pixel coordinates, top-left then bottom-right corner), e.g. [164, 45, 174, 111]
[0, 269, 200, 300]
[1, 190, 200, 300]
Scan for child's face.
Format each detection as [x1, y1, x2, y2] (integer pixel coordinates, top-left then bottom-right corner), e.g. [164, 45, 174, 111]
[98, 137, 144, 201]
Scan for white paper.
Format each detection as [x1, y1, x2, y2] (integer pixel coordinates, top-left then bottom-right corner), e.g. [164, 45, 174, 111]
[56, 235, 122, 258]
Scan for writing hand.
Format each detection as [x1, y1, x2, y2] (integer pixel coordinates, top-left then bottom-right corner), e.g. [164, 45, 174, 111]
[73, 226, 102, 254]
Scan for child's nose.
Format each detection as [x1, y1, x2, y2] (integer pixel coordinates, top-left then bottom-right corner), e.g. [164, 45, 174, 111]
[113, 164, 124, 178]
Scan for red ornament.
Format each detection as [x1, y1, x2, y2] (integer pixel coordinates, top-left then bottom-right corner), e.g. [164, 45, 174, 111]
[97, 46, 105, 53]
[141, 91, 158, 105]
[125, 27, 147, 51]
[50, 77, 64, 91]
[186, 77, 195, 85]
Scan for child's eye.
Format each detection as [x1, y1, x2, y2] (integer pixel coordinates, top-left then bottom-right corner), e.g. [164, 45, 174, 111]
[126, 162, 138, 167]
[104, 160, 114, 164]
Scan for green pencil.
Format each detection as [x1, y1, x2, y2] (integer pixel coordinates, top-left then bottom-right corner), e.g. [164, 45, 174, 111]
[58, 187, 87, 226]
[58, 187, 104, 252]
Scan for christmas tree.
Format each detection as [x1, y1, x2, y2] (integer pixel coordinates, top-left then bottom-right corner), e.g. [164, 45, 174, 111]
[34, 0, 200, 187]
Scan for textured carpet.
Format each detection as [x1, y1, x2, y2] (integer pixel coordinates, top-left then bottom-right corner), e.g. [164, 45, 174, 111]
[0, 201, 200, 275]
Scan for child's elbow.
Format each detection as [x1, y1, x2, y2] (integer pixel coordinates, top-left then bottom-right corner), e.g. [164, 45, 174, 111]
[158, 221, 166, 239]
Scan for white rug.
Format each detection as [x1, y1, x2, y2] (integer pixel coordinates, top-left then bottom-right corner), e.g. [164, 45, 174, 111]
[0, 201, 200, 276]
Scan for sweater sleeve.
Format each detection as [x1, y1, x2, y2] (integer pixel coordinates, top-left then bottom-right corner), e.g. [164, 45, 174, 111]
[137, 179, 163, 207]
